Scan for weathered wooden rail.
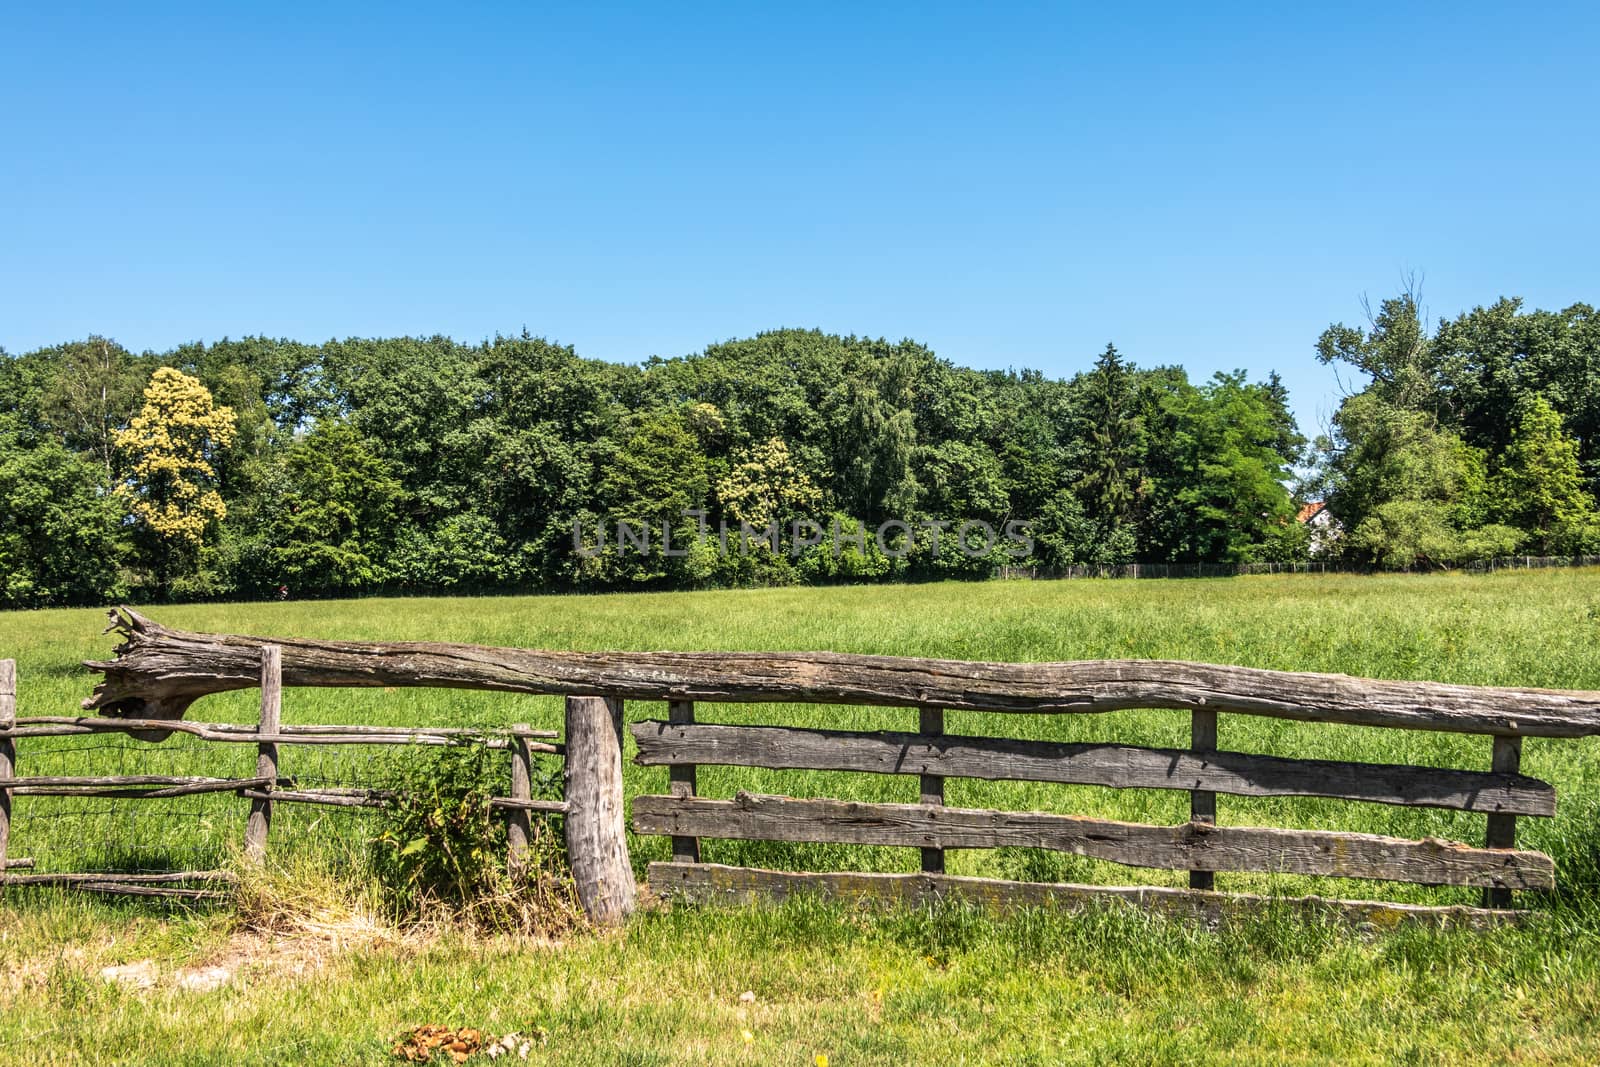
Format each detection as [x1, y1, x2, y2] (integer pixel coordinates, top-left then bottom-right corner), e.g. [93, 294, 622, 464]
[82, 610, 1600, 737]
[11, 607, 1600, 927]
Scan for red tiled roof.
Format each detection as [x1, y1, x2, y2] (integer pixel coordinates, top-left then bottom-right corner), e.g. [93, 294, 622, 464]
[1295, 501, 1326, 524]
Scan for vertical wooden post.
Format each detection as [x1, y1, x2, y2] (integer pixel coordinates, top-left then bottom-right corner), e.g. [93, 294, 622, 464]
[667, 700, 699, 863]
[1189, 708, 1217, 891]
[1484, 734, 1522, 909]
[244, 645, 281, 862]
[507, 723, 534, 878]
[919, 705, 945, 874]
[0, 660, 15, 875]
[564, 695, 636, 925]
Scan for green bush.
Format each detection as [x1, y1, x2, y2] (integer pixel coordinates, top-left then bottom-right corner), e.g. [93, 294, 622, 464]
[369, 739, 577, 931]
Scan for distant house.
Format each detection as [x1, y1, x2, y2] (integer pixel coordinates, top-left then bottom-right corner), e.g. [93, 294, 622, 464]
[1296, 501, 1339, 556]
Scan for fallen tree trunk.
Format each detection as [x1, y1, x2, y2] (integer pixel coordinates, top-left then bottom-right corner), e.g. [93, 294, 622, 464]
[82, 608, 1600, 737]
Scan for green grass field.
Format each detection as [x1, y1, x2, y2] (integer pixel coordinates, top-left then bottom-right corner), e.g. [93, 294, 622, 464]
[4, 570, 1600, 1063]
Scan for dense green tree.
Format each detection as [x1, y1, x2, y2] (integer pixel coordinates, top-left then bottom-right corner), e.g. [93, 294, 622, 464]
[590, 410, 714, 584]
[989, 371, 1083, 566]
[173, 336, 328, 433]
[1313, 289, 1549, 567]
[1345, 501, 1522, 571]
[390, 511, 515, 589]
[1075, 344, 1143, 563]
[1318, 395, 1489, 530]
[1261, 370, 1307, 469]
[31, 337, 151, 474]
[1430, 300, 1600, 494]
[1319, 291, 1600, 565]
[647, 329, 935, 523]
[170, 337, 307, 499]
[0, 419, 125, 607]
[1146, 373, 1297, 562]
[477, 332, 621, 584]
[1490, 396, 1597, 553]
[320, 336, 487, 517]
[601, 411, 711, 522]
[1313, 391, 1520, 568]
[833, 344, 923, 521]
[261, 421, 404, 592]
[1315, 287, 1436, 410]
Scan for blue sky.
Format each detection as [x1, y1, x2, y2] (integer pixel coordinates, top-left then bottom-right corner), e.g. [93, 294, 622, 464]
[4, 2, 1597, 438]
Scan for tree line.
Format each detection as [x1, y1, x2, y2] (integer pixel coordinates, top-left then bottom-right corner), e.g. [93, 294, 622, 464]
[0, 291, 1595, 607]
[1310, 287, 1600, 568]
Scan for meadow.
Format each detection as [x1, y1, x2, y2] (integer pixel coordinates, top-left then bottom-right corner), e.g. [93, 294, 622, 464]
[4, 569, 1600, 1064]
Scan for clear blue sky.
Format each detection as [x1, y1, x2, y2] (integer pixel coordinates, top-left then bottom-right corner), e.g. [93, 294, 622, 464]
[4, 2, 1598, 438]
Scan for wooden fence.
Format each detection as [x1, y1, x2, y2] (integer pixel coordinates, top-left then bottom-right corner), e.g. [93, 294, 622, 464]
[0, 652, 579, 906]
[996, 554, 1600, 581]
[10, 608, 1600, 928]
[630, 723, 1553, 927]
[625, 686, 1569, 926]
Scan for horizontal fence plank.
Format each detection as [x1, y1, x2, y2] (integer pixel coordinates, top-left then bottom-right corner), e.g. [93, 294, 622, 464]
[631, 722, 1555, 816]
[1, 774, 245, 788]
[83, 609, 1600, 736]
[647, 862, 1524, 930]
[239, 788, 387, 809]
[488, 797, 570, 815]
[75, 883, 231, 900]
[632, 793, 1554, 889]
[1, 717, 559, 751]
[278, 723, 560, 739]
[7, 718, 556, 739]
[2, 774, 267, 789]
[5, 774, 274, 799]
[235, 787, 569, 813]
[0, 870, 234, 901]
[238, 787, 386, 809]
[1, 869, 233, 887]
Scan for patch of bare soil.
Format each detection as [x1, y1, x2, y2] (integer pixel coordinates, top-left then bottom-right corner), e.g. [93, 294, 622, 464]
[90, 921, 409, 994]
[3, 880, 573, 1002]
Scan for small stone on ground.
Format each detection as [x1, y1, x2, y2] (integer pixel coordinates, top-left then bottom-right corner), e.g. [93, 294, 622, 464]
[99, 961, 157, 989]
[175, 965, 232, 992]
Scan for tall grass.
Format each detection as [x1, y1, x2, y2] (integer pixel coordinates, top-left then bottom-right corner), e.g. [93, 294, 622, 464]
[7, 570, 1600, 904]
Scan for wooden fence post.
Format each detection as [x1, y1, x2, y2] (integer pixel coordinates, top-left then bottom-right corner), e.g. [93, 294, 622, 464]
[667, 700, 699, 864]
[1484, 734, 1522, 908]
[1189, 708, 1218, 890]
[507, 723, 534, 877]
[0, 660, 15, 875]
[244, 646, 281, 862]
[919, 706, 945, 874]
[564, 695, 636, 925]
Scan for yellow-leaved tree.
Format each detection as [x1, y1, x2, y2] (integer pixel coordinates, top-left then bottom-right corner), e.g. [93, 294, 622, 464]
[113, 368, 237, 585]
[716, 437, 821, 535]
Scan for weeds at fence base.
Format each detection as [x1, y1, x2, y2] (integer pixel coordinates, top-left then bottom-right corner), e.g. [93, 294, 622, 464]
[367, 740, 581, 936]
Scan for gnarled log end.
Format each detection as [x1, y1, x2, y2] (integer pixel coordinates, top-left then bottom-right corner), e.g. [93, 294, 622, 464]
[81, 606, 201, 726]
